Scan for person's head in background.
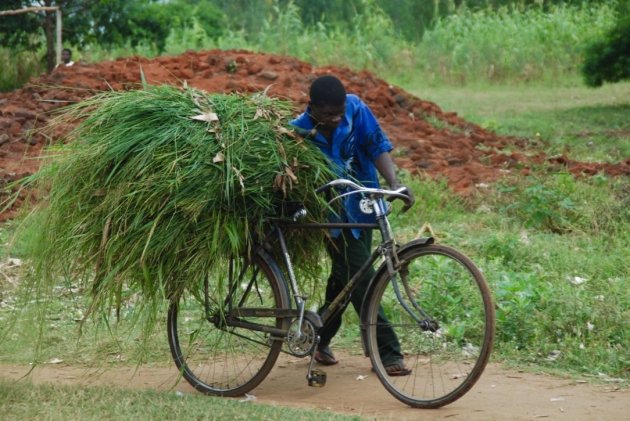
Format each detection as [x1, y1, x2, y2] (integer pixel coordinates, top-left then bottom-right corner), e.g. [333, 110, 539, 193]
[61, 48, 74, 66]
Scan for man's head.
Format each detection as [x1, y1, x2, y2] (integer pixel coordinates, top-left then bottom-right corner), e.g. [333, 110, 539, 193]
[308, 75, 346, 130]
[62, 48, 72, 64]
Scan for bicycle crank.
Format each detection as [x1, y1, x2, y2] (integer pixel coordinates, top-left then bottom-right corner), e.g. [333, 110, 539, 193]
[304, 326, 326, 387]
[306, 348, 327, 387]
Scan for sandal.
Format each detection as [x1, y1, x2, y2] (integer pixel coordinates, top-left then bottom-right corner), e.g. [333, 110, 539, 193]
[314, 346, 339, 366]
[372, 361, 412, 376]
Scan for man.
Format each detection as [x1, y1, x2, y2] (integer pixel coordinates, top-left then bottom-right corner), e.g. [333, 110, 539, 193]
[59, 48, 74, 67]
[290, 75, 414, 376]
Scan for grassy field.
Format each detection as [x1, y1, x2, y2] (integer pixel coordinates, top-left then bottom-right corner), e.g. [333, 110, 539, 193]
[413, 81, 630, 163]
[400, 81, 630, 379]
[0, 378, 355, 420]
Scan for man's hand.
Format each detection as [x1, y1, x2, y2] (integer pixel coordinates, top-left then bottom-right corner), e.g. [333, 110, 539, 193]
[374, 152, 415, 211]
[392, 183, 415, 213]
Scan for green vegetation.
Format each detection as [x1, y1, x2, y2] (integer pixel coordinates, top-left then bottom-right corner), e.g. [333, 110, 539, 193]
[0, 48, 45, 92]
[391, 82, 629, 380]
[0, 0, 628, 416]
[2, 81, 628, 382]
[582, 3, 630, 87]
[172, 1, 619, 86]
[379, 175, 629, 380]
[0, 1, 622, 91]
[0, 378, 355, 420]
[10, 86, 334, 347]
[415, 3, 617, 85]
[0, 0, 226, 73]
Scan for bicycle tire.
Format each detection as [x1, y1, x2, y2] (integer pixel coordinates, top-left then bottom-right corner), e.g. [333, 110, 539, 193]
[364, 243, 495, 408]
[167, 250, 289, 396]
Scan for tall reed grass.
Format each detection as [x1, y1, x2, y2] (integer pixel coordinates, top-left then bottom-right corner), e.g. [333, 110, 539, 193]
[0, 48, 46, 92]
[416, 3, 618, 85]
[170, 1, 618, 85]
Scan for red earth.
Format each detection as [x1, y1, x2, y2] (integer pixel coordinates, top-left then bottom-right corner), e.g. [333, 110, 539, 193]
[1, 49, 628, 221]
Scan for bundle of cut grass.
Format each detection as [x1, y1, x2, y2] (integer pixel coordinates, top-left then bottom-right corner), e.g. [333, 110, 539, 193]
[20, 85, 335, 319]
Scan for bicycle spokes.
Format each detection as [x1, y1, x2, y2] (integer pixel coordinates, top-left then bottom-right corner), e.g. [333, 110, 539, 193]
[167, 253, 289, 397]
[392, 264, 439, 332]
[366, 244, 494, 408]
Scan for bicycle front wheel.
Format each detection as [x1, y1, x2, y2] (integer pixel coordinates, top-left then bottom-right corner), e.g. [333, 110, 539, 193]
[365, 243, 495, 408]
[167, 252, 289, 396]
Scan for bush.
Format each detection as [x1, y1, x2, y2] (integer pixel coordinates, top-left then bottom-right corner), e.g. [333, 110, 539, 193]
[582, 14, 630, 87]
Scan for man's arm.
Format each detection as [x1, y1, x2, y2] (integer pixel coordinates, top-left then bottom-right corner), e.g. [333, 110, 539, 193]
[374, 152, 400, 188]
[374, 152, 415, 210]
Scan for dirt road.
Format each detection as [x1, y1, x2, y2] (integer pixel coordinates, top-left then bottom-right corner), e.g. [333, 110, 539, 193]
[2, 352, 628, 420]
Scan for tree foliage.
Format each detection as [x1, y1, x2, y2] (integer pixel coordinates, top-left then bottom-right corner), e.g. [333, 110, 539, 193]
[0, 0, 41, 50]
[0, 0, 225, 72]
[581, 1, 630, 87]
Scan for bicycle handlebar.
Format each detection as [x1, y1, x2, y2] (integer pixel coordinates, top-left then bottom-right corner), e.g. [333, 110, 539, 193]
[315, 179, 413, 211]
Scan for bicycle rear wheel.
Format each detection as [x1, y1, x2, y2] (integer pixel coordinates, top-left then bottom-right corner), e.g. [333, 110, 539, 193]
[167, 251, 289, 396]
[365, 243, 494, 408]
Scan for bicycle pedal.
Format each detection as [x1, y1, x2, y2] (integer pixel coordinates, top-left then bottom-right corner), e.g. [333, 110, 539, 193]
[307, 368, 327, 387]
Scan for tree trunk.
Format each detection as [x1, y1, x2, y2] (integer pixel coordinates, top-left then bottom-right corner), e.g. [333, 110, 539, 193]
[43, 11, 56, 72]
[42, 0, 57, 73]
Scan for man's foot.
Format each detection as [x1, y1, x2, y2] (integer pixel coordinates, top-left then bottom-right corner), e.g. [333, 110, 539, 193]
[372, 360, 412, 376]
[314, 345, 338, 365]
[384, 361, 412, 376]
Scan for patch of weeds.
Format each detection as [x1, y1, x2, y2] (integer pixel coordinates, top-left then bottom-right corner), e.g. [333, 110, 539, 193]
[490, 268, 550, 349]
[489, 254, 630, 379]
[391, 147, 409, 158]
[479, 232, 529, 268]
[494, 172, 587, 233]
[480, 118, 499, 132]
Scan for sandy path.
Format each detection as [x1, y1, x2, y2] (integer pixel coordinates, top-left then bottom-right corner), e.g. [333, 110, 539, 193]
[2, 353, 628, 420]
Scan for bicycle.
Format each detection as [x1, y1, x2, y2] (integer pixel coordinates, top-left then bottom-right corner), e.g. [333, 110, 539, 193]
[167, 178, 495, 409]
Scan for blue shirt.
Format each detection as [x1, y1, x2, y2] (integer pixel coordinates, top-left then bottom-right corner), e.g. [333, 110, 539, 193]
[290, 94, 393, 238]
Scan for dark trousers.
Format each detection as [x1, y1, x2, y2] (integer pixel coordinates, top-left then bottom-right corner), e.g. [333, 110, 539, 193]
[318, 229, 403, 365]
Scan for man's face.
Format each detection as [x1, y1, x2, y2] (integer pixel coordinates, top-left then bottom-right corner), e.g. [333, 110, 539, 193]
[309, 102, 345, 131]
[62, 51, 71, 63]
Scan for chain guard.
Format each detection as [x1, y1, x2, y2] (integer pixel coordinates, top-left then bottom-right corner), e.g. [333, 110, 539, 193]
[286, 318, 317, 357]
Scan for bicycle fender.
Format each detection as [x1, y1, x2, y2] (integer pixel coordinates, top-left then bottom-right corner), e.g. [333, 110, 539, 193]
[252, 245, 292, 309]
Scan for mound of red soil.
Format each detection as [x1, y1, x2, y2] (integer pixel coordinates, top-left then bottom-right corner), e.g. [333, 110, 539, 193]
[1, 49, 628, 221]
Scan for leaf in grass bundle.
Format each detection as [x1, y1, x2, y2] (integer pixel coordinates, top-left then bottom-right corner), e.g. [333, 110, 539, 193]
[275, 125, 297, 138]
[253, 107, 266, 120]
[276, 141, 287, 161]
[274, 174, 285, 194]
[190, 111, 219, 123]
[285, 166, 298, 183]
[232, 166, 245, 190]
[213, 152, 225, 163]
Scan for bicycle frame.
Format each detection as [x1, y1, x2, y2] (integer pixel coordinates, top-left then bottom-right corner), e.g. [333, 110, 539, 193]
[169, 179, 493, 406]
[222, 187, 413, 345]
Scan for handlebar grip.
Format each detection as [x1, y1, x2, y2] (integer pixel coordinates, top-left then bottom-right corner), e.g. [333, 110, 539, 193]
[389, 187, 412, 212]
